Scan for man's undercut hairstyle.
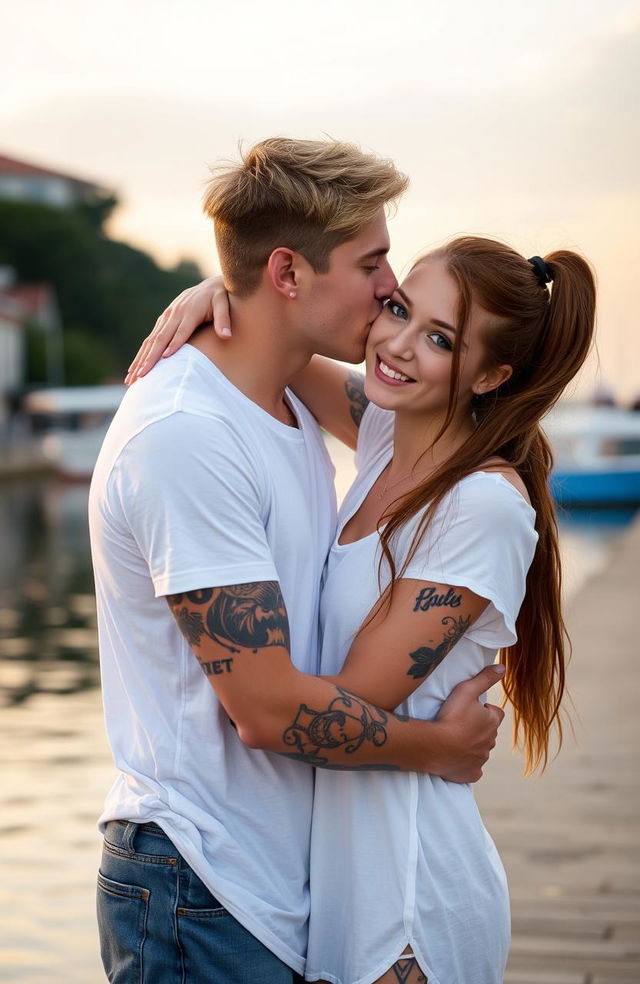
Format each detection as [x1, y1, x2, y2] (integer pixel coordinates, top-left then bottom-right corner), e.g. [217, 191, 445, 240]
[202, 137, 409, 295]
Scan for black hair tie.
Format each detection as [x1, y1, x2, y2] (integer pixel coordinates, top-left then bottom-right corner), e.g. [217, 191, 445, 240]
[528, 255, 553, 287]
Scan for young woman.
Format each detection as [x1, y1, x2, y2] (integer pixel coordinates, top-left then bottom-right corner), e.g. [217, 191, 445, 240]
[127, 236, 596, 984]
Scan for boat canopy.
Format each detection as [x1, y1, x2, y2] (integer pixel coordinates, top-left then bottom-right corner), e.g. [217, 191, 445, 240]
[24, 385, 126, 416]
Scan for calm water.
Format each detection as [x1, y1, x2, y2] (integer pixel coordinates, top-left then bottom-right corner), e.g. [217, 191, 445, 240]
[0, 466, 637, 982]
[0, 459, 636, 707]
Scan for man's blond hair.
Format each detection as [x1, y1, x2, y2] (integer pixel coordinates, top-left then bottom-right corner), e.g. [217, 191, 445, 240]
[202, 137, 408, 295]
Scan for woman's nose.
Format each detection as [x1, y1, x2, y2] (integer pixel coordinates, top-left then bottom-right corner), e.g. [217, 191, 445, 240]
[386, 327, 413, 361]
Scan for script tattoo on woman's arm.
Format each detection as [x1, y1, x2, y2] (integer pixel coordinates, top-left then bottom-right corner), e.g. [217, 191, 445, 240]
[166, 581, 290, 677]
[345, 371, 369, 427]
[282, 686, 395, 768]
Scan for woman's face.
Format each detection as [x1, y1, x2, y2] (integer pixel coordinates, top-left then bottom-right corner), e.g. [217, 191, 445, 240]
[364, 256, 506, 418]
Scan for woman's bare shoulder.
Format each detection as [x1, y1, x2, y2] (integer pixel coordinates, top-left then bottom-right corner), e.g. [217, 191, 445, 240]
[476, 457, 532, 506]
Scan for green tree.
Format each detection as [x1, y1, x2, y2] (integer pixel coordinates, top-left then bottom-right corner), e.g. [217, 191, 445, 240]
[0, 198, 204, 386]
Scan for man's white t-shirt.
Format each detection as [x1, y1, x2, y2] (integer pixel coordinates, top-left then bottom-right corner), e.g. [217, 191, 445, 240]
[88, 345, 337, 973]
[305, 404, 538, 984]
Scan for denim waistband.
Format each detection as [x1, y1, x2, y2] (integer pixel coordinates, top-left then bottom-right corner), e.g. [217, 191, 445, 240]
[105, 818, 175, 855]
[113, 819, 165, 835]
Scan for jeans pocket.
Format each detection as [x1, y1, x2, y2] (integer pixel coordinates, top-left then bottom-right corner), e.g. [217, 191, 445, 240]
[177, 861, 229, 916]
[97, 872, 150, 984]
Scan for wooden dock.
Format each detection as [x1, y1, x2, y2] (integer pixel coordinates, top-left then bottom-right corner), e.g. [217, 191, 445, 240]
[477, 515, 640, 983]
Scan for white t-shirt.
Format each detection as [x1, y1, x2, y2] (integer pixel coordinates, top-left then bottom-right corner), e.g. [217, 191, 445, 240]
[88, 345, 337, 973]
[305, 404, 538, 984]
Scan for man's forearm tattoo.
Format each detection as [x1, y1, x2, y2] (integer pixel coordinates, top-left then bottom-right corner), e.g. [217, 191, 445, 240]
[282, 686, 389, 767]
[408, 614, 471, 680]
[167, 582, 290, 676]
[345, 371, 369, 427]
[413, 586, 461, 612]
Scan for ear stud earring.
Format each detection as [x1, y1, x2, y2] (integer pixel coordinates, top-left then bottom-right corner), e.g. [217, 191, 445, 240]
[289, 291, 297, 299]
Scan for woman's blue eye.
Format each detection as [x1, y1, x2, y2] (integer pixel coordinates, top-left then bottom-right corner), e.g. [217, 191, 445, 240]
[388, 300, 408, 320]
[427, 331, 453, 351]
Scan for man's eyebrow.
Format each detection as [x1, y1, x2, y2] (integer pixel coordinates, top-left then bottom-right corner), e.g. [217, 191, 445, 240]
[359, 246, 390, 260]
[396, 287, 457, 335]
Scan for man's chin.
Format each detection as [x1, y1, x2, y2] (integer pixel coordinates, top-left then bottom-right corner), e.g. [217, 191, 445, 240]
[337, 341, 368, 364]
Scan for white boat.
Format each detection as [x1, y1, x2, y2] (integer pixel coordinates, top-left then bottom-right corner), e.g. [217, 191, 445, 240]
[23, 385, 125, 480]
[544, 404, 640, 506]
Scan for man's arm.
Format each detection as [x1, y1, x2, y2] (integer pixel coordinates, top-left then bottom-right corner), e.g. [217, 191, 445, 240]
[167, 580, 503, 780]
[289, 360, 368, 450]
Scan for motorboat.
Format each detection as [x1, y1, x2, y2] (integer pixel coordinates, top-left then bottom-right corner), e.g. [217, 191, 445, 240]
[545, 403, 640, 506]
[23, 385, 125, 480]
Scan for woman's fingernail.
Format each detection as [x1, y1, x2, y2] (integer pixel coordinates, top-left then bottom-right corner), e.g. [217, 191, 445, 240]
[221, 326, 231, 337]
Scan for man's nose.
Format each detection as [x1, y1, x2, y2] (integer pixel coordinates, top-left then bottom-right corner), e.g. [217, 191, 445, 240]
[375, 259, 398, 300]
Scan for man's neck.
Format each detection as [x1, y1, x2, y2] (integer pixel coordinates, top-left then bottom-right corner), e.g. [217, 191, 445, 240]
[189, 294, 311, 426]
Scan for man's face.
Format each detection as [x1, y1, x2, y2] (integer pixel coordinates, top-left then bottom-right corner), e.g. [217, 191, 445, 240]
[300, 209, 397, 363]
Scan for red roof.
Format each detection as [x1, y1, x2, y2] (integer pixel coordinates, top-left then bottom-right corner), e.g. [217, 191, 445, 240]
[0, 152, 104, 191]
[0, 284, 58, 326]
[4, 284, 55, 310]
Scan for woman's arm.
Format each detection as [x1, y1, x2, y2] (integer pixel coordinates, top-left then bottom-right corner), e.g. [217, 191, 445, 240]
[289, 358, 368, 450]
[330, 578, 490, 711]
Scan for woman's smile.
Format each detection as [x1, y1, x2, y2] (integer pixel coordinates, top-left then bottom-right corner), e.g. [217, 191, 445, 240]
[374, 354, 416, 385]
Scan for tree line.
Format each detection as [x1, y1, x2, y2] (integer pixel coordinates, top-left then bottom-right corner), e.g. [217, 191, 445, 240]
[0, 196, 203, 386]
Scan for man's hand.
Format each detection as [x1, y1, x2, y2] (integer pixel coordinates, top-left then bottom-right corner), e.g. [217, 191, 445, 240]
[125, 276, 232, 384]
[435, 665, 505, 783]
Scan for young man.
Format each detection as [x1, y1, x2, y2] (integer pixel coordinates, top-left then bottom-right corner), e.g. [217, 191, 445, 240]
[89, 137, 504, 984]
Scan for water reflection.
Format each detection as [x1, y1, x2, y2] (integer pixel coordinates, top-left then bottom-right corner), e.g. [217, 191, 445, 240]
[0, 479, 98, 706]
[0, 476, 636, 707]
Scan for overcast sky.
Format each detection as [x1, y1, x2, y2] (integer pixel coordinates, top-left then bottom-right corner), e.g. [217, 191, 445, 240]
[3, 0, 640, 398]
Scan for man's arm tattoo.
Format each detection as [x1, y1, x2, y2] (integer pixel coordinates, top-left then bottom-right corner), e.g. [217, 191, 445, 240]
[281, 686, 397, 769]
[407, 614, 471, 680]
[167, 581, 290, 676]
[345, 371, 369, 428]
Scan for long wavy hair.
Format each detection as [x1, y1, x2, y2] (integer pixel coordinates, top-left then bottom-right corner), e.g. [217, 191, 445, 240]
[379, 237, 596, 772]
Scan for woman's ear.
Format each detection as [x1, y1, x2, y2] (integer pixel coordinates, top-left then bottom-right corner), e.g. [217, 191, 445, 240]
[473, 364, 513, 396]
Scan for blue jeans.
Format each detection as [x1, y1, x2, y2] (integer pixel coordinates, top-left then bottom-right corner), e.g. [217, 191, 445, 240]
[97, 820, 304, 984]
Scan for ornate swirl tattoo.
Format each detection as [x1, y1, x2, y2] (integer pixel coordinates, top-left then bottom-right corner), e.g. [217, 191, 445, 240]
[282, 687, 389, 766]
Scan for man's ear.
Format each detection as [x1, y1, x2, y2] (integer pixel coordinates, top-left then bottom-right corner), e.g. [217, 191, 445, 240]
[473, 364, 513, 396]
[267, 248, 302, 299]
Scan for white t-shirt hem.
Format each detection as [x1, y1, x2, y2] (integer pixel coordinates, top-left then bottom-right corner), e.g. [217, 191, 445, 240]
[152, 562, 279, 598]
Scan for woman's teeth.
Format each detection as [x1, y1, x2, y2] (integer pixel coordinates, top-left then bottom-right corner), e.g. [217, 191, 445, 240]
[379, 358, 412, 382]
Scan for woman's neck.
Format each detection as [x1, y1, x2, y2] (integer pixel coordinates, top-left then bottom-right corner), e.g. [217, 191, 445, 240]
[389, 408, 474, 481]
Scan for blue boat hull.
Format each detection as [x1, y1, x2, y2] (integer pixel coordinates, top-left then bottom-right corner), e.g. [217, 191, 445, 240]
[550, 470, 640, 506]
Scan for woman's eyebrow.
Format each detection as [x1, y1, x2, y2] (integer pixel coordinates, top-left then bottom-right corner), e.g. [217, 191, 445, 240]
[396, 287, 456, 335]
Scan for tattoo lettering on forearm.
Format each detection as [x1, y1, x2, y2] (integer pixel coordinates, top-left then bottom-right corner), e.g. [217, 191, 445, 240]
[413, 586, 461, 612]
[167, 581, 290, 659]
[407, 614, 471, 680]
[199, 658, 234, 676]
[345, 371, 369, 427]
[282, 686, 388, 766]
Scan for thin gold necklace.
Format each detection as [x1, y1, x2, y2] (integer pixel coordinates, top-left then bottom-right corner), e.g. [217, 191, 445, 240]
[377, 462, 436, 499]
